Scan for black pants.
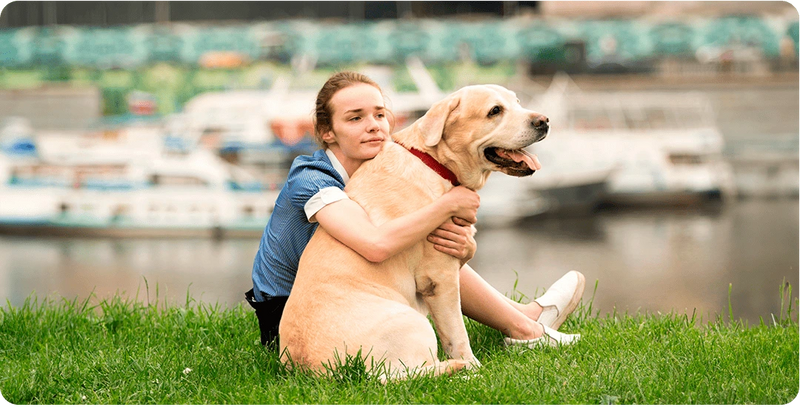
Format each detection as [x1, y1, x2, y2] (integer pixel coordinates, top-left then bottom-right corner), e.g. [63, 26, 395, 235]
[245, 289, 288, 347]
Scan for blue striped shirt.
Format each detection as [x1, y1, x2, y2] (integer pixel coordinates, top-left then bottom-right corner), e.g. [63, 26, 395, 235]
[250, 149, 347, 301]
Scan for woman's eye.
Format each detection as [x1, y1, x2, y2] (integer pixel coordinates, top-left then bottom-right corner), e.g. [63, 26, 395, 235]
[376, 113, 385, 119]
[349, 116, 361, 121]
[488, 106, 502, 117]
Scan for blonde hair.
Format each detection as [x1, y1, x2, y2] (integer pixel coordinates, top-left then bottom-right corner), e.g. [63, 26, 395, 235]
[313, 71, 395, 148]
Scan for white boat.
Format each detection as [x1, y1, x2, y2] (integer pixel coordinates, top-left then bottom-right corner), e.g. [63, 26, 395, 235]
[528, 73, 736, 206]
[0, 122, 280, 238]
[523, 165, 615, 213]
[478, 173, 551, 227]
[725, 136, 798, 198]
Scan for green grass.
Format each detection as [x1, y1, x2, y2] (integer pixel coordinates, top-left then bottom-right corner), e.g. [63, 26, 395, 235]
[1, 282, 798, 405]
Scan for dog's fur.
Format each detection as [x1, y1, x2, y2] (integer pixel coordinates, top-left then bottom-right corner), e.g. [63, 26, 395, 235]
[279, 84, 548, 378]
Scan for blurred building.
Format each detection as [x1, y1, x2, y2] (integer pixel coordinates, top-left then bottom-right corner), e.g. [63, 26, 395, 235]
[2, 2, 538, 26]
[540, 1, 797, 18]
[0, 87, 101, 130]
[2, 1, 796, 27]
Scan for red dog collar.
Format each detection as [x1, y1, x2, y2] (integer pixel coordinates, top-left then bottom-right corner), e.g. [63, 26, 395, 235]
[397, 142, 460, 187]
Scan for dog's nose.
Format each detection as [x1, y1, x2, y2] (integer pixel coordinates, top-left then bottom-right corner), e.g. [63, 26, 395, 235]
[531, 115, 549, 128]
[531, 115, 549, 132]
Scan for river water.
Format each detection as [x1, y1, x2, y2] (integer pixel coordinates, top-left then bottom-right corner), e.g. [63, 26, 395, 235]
[1, 198, 797, 324]
[0, 82, 797, 324]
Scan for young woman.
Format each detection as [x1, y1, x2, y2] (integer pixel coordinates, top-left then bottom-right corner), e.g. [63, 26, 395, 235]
[247, 71, 583, 348]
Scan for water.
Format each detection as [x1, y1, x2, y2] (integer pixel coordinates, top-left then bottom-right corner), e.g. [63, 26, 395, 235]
[1, 198, 796, 324]
[470, 199, 799, 323]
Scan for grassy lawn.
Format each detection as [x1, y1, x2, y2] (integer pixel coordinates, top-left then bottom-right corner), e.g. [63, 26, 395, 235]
[1, 283, 797, 405]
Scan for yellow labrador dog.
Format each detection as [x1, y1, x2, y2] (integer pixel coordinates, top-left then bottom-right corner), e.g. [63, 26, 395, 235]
[279, 84, 548, 379]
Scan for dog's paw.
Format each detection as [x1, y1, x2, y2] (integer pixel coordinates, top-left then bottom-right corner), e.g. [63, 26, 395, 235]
[466, 358, 482, 370]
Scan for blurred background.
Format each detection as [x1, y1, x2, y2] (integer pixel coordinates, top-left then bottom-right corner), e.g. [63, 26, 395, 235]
[0, 1, 797, 324]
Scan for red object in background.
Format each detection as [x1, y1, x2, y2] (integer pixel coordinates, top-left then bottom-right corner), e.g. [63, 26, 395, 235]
[393, 113, 409, 129]
[270, 118, 314, 146]
[128, 92, 157, 116]
[199, 51, 249, 68]
[129, 100, 156, 115]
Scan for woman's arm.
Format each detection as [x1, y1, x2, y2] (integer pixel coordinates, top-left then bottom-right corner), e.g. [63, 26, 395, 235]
[314, 186, 479, 263]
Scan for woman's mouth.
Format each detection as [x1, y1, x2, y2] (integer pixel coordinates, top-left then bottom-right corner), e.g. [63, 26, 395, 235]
[362, 138, 384, 144]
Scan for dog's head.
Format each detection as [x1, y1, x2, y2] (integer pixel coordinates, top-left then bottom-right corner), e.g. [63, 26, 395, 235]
[409, 84, 548, 190]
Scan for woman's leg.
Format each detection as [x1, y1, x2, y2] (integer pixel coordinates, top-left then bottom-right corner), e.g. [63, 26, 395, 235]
[459, 264, 545, 339]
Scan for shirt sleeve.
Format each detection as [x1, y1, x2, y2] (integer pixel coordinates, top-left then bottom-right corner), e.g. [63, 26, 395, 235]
[304, 186, 349, 222]
[286, 163, 348, 222]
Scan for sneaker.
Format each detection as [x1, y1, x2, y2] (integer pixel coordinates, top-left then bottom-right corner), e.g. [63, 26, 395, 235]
[533, 270, 585, 330]
[504, 324, 581, 348]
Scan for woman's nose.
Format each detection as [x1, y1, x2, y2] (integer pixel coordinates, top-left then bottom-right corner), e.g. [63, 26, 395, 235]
[365, 116, 379, 131]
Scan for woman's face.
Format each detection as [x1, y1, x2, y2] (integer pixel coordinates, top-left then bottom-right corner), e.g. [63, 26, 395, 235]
[323, 83, 390, 162]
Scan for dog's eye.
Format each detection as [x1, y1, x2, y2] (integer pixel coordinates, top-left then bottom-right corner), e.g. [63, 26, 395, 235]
[488, 106, 502, 117]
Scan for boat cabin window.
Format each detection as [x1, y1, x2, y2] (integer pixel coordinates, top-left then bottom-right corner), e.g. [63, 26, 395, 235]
[149, 174, 208, 186]
[669, 153, 704, 165]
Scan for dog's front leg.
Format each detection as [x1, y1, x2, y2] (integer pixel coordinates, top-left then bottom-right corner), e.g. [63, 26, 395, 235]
[415, 258, 479, 368]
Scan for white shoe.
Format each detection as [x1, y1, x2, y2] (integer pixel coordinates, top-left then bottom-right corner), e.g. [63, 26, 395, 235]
[533, 270, 585, 330]
[504, 325, 581, 348]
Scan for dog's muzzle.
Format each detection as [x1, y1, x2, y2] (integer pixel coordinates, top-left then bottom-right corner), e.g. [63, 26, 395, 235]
[484, 147, 541, 176]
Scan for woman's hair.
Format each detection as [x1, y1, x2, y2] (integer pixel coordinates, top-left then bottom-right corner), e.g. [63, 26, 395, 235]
[312, 71, 394, 148]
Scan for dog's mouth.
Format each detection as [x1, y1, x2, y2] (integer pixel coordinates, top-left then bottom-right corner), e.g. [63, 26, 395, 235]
[484, 147, 541, 176]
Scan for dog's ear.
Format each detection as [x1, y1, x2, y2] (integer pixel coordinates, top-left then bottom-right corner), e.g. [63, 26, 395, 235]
[418, 94, 461, 147]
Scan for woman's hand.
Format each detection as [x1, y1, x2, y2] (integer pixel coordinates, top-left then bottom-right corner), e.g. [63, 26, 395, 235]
[442, 186, 480, 225]
[428, 219, 477, 266]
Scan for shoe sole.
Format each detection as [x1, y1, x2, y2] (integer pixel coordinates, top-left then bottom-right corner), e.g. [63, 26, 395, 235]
[549, 271, 585, 330]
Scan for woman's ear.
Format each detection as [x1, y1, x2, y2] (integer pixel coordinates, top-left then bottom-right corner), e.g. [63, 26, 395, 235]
[322, 130, 336, 145]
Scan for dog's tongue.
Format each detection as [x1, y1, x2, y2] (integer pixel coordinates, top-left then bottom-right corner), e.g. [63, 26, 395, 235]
[496, 149, 541, 171]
